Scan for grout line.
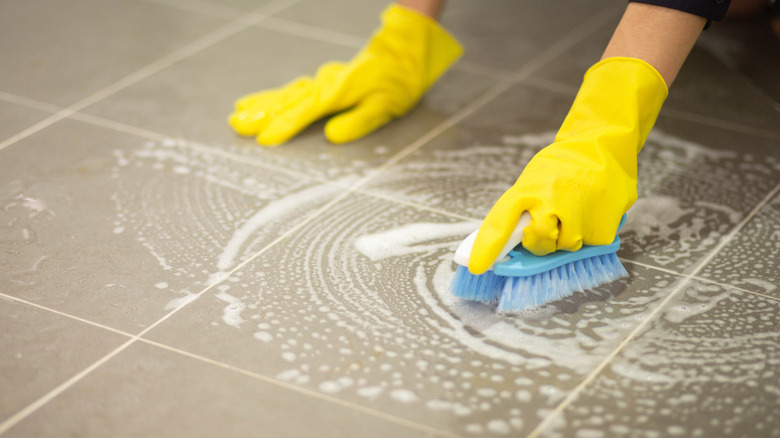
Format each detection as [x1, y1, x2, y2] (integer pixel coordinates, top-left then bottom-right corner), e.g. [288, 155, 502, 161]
[68, 112, 171, 142]
[518, 77, 780, 141]
[661, 108, 780, 140]
[335, 6, 622, 197]
[2, 2, 609, 436]
[506, 7, 620, 85]
[9, 0, 765, 433]
[623, 178, 780, 288]
[520, 76, 579, 95]
[0, 186, 470, 437]
[254, 17, 511, 80]
[692, 278, 780, 302]
[67, 111, 484, 226]
[0, 0, 300, 154]
[140, 0, 246, 20]
[527, 178, 780, 438]
[144, 0, 510, 80]
[34, 102, 496, 229]
[132, 194, 353, 338]
[0, 293, 136, 339]
[618, 257, 687, 277]
[257, 17, 365, 48]
[0, 91, 63, 114]
[350, 188, 481, 223]
[65, 108, 486, 226]
[525, 275, 693, 438]
[110, 7, 621, 436]
[0, 2, 313, 435]
[450, 61, 511, 81]
[620, 258, 780, 302]
[68, 111, 321, 183]
[0, 338, 137, 436]
[696, 37, 780, 115]
[137, 338, 462, 438]
[0, 172, 352, 437]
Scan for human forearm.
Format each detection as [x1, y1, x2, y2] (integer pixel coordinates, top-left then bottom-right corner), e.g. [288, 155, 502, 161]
[601, 2, 706, 86]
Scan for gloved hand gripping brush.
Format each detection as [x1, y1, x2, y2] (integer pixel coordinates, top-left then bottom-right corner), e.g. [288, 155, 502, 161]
[451, 57, 668, 312]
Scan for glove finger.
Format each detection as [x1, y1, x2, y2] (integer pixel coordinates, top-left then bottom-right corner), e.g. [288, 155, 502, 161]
[324, 95, 393, 144]
[555, 216, 583, 252]
[521, 206, 559, 256]
[234, 78, 312, 111]
[256, 94, 323, 146]
[254, 62, 353, 146]
[230, 79, 314, 137]
[468, 192, 530, 275]
[229, 105, 274, 137]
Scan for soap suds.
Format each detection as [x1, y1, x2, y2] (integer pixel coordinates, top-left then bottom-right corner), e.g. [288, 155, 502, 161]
[104, 130, 779, 436]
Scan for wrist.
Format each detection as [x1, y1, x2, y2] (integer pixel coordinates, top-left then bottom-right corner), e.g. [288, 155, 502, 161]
[396, 0, 445, 20]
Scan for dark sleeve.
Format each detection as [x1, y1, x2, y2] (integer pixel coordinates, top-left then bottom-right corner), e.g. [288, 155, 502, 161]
[629, 0, 731, 28]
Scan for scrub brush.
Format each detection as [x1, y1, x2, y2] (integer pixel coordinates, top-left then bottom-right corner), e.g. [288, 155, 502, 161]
[451, 212, 628, 313]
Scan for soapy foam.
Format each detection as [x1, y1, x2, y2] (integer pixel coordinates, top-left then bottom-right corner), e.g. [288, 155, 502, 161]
[107, 130, 779, 435]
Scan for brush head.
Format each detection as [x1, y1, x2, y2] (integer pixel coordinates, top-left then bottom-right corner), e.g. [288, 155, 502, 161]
[497, 252, 628, 313]
[450, 265, 505, 303]
[449, 215, 629, 311]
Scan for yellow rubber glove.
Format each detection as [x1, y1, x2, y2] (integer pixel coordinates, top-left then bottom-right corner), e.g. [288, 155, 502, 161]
[228, 5, 462, 146]
[468, 57, 668, 275]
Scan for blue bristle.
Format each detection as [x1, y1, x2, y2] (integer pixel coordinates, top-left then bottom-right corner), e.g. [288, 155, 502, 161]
[452, 215, 631, 311]
[450, 265, 505, 303]
[496, 253, 629, 313]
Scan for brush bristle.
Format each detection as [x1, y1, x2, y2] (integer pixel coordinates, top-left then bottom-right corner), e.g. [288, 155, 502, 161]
[450, 265, 505, 303]
[496, 253, 628, 313]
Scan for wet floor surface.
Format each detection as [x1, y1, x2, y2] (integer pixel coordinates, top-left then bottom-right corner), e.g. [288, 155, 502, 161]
[1, 0, 779, 436]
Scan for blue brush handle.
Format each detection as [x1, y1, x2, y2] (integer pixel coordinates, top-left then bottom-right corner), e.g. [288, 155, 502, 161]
[493, 214, 627, 277]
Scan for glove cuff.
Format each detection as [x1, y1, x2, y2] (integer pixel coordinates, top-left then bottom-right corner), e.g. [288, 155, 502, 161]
[557, 57, 668, 156]
[380, 4, 464, 90]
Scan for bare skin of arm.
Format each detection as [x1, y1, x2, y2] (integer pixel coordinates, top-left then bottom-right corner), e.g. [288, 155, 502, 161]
[602, 2, 707, 86]
[397, 0, 446, 20]
[400, 1, 706, 86]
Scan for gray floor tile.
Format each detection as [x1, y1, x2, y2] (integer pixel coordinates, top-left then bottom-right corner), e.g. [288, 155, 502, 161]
[271, 0, 389, 39]
[143, 192, 691, 436]
[83, 26, 497, 183]
[0, 0, 228, 107]
[363, 83, 780, 274]
[2, 1, 778, 436]
[209, 0, 274, 13]
[698, 191, 780, 298]
[624, 115, 780, 273]
[0, 297, 128, 423]
[82, 27, 355, 145]
[3, 341, 438, 438]
[0, 100, 53, 144]
[363, 84, 576, 220]
[526, 20, 780, 136]
[271, 0, 621, 61]
[667, 46, 780, 136]
[0, 118, 340, 332]
[144, 0, 274, 16]
[443, 0, 621, 74]
[552, 282, 780, 438]
[697, 15, 780, 105]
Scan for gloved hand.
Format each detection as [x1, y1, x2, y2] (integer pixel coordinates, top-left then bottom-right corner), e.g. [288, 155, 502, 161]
[228, 4, 462, 146]
[468, 57, 668, 275]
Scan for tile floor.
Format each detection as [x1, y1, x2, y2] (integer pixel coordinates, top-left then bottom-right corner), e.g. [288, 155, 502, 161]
[1, 0, 779, 436]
